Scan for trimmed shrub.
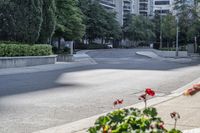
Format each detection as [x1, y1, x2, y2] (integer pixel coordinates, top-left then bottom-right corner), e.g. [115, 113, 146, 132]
[75, 42, 109, 49]
[87, 43, 109, 49]
[52, 47, 70, 54]
[159, 47, 187, 51]
[0, 44, 53, 57]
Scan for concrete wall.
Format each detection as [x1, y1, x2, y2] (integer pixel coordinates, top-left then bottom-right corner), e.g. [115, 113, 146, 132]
[57, 54, 74, 62]
[152, 49, 188, 57]
[0, 55, 57, 69]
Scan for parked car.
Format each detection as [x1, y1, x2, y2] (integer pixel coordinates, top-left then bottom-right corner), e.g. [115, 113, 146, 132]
[107, 44, 113, 48]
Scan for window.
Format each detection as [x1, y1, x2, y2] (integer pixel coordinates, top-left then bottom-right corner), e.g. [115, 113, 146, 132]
[155, 1, 170, 5]
[155, 9, 170, 14]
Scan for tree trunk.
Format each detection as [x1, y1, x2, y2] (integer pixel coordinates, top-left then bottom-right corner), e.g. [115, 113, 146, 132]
[101, 37, 104, 45]
[167, 39, 169, 50]
[58, 37, 61, 51]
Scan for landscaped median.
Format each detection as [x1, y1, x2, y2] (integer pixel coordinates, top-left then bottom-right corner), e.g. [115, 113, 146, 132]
[0, 44, 57, 68]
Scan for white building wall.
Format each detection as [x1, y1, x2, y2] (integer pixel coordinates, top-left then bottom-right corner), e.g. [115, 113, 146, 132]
[153, 0, 174, 15]
[115, 0, 124, 26]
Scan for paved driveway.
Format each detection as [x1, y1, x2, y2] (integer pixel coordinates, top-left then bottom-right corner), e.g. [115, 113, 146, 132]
[0, 49, 200, 133]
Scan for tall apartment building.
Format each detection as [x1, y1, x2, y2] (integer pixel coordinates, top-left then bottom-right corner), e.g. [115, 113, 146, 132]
[100, 0, 192, 25]
[153, 0, 174, 15]
[100, 0, 154, 25]
[100, 0, 135, 25]
[153, 0, 195, 16]
[134, 0, 154, 16]
[99, 0, 116, 11]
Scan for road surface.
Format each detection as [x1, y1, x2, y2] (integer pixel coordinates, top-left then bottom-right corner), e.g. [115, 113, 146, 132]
[0, 49, 199, 133]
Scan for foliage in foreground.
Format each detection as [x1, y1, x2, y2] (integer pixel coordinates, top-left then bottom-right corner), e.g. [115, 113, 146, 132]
[0, 44, 53, 57]
[88, 107, 182, 133]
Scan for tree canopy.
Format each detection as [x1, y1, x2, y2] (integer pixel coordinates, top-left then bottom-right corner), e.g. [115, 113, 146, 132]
[0, 0, 43, 43]
[54, 0, 85, 41]
[78, 0, 121, 43]
[0, 0, 86, 44]
[161, 14, 176, 47]
[37, 0, 56, 44]
[123, 15, 155, 44]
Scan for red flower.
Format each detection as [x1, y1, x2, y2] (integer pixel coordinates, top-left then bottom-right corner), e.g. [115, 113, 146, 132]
[138, 94, 146, 100]
[113, 101, 118, 106]
[113, 99, 123, 106]
[117, 99, 123, 104]
[170, 112, 180, 119]
[145, 88, 155, 96]
[150, 125, 154, 129]
[159, 122, 165, 129]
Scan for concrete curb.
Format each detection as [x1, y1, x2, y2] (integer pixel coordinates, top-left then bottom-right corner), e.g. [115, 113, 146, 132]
[0, 55, 57, 69]
[183, 128, 200, 133]
[136, 51, 192, 63]
[136, 51, 160, 59]
[33, 77, 200, 133]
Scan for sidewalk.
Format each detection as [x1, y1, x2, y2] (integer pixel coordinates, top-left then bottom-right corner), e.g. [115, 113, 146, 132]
[156, 92, 200, 131]
[0, 50, 97, 76]
[34, 78, 200, 133]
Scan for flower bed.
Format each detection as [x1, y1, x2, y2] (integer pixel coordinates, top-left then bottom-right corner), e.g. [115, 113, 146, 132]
[88, 88, 182, 133]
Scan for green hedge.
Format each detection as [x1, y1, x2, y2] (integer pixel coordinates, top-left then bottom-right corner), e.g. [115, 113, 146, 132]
[75, 43, 109, 49]
[0, 44, 53, 57]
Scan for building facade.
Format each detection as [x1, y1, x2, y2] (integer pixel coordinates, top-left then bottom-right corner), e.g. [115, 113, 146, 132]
[100, 0, 135, 25]
[153, 0, 174, 15]
[100, 0, 155, 25]
[99, 0, 194, 25]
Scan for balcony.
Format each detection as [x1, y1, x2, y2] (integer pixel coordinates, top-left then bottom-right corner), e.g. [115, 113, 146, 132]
[139, 8, 148, 10]
[100, 0, 115, 9]
[123, 5, 131, 10]
[139, 0, 148, 3]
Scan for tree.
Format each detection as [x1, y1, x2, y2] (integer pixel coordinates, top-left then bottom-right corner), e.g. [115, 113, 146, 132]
[103, 12, 122, 41]
[37, 0, 56, 44]
[85, 1, 108, 43]
[152, 13, 162, 48]
[0, 0, 43, 44]
[54, 0, 85, 47]
[123, 15, 155, 45]
[174, 0, 200, 52]
[161, 14, 176, 48]
[80, 0, 121, 44]
[174, 0, 197, 45]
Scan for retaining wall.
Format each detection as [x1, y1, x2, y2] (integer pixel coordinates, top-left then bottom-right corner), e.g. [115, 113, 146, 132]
[0, 55, 57, 69]
[152, 49, 188, 57]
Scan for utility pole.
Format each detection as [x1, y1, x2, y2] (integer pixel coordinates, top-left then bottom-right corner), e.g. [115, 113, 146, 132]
[159, 7, 163, 49]
[176, 16, 179, 57]
[70, 41, 74, 55]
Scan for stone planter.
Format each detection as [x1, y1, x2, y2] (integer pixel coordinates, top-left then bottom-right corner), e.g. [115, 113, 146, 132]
[57, 54, 74, 62]
[0, 55, 57, 69]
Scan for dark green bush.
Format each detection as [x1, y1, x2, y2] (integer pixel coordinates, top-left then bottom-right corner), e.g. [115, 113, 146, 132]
[159, 47, 187, 51]
[52, 47, 70, 54]
[75, 42, 88, 49]
[75, 42, 109, 49]
[0, 44, 53, 57]
[87, 43, 109, 49]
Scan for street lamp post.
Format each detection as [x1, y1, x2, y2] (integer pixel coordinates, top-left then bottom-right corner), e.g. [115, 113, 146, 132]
[159, 7, 163, 49]
[176, 16, 179, 57]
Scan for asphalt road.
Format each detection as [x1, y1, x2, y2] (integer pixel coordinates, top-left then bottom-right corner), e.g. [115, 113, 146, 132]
[0, 49, 200, 133]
